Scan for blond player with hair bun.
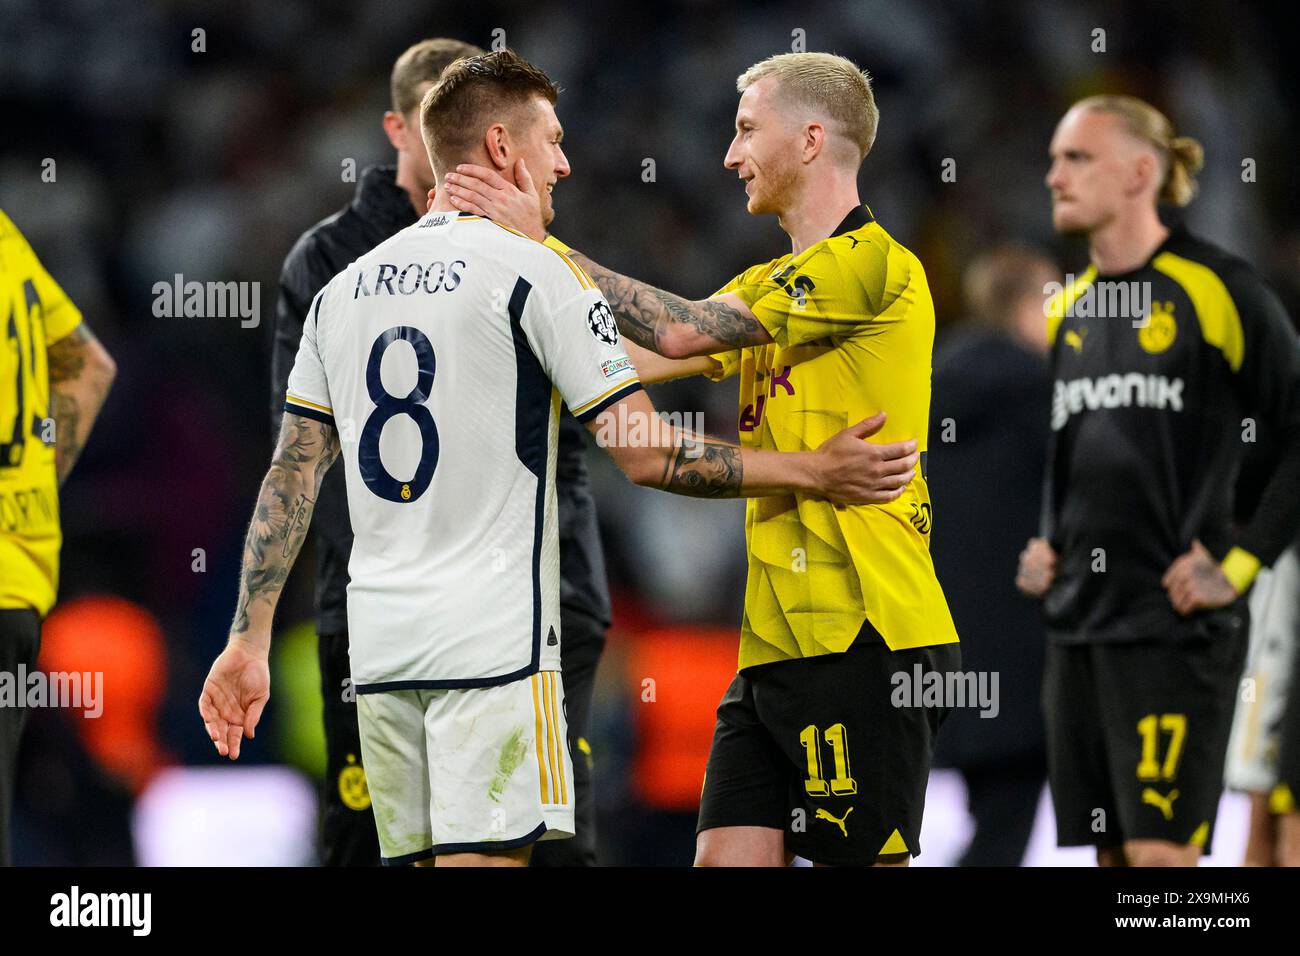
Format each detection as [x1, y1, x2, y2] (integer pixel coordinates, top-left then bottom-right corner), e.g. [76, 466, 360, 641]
[1019, 94, 1300, 868]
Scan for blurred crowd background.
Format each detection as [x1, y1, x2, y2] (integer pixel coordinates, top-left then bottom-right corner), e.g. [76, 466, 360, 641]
[1, 0, 1296, 864]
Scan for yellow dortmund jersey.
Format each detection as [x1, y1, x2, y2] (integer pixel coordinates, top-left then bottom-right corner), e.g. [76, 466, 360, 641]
[708, 205, 958, 669]
[0, 210, 83, 615]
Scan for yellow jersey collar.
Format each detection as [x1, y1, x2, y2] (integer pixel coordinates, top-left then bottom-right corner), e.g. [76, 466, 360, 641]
[831, 204, 874, 237]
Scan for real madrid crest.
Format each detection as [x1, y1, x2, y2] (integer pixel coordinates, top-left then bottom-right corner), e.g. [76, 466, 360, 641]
[1138, 300, 1177, 354]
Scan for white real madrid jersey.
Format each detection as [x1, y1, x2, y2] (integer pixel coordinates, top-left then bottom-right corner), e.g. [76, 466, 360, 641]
[284, 211, 640, 691]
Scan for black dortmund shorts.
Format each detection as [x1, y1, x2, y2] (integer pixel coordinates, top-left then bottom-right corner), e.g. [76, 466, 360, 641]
[1044, 608, 1248, 853]
[697, 625, 961, 865]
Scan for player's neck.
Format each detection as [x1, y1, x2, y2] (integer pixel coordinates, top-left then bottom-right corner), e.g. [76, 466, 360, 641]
[427, 191, 459, 216]
[394, 155, 431, 217]
[422, 164, 460, 216]
[1088, 207, 1169, 276]
[779, 177, 861, 256]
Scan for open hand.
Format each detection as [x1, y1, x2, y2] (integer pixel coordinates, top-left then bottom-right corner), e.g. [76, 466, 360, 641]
[198, 638, 270, 760]
[442, 160, 547, 241]
[813, 412, 919, 506]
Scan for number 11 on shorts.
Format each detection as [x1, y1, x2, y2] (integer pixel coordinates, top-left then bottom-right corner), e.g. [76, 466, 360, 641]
[800, 723, 857, 796]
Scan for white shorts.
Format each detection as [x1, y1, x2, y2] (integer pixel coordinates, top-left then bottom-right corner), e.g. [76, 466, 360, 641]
[1226, 546, 1300, 792]
[356, 671, 575, 864]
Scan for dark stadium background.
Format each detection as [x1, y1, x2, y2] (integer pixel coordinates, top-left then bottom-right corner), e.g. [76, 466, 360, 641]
[1, 0, 1296, 864]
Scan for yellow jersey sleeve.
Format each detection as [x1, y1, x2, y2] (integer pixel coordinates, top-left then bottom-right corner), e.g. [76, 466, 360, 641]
[0, 211, 83, 343]
[704, 349, 743, 381]
[727, 242, 891, 349]
[705, 260, 781, 381]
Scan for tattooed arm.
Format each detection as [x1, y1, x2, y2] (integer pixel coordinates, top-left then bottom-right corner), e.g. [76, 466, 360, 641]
[570, 252, 770, 358]
[199, 413, 339, 760]
[589, 389, 916, 504]
[230, 413, 340, 648]
[46, 324, 116, 486]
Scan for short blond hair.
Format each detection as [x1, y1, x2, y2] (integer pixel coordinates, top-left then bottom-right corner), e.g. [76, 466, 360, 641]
[737, 52, 878, 164]
[1074, 94, 1204, 206]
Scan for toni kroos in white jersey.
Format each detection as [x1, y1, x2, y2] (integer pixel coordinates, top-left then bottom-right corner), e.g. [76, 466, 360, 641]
[199, 49, 917, 866]
[283, 210, 640, 691]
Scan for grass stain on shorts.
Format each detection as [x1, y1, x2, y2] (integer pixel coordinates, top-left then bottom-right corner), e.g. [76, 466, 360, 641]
[489, 726, 529, 802]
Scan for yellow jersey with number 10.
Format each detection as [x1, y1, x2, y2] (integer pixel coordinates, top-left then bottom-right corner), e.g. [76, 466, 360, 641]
[0, 210, 83, 615]
[708, 205, 958, 670]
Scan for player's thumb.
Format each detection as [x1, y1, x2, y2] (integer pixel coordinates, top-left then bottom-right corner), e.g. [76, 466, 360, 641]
[244, 695, 268, 739]
[515, 158, 535, 192]
[848, 412, 886, 439]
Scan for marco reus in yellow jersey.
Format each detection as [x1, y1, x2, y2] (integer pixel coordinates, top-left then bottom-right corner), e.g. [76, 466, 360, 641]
[538, 54, 959, 866]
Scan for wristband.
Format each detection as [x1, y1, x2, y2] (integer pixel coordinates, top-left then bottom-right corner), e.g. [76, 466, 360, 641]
[1220, 546, 1261, 594]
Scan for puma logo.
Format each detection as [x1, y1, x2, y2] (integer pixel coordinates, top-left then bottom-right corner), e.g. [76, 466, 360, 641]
[1064, 327, 1088, 353]
[1142, 787, 1179, 821]
[815, 806, 853, 837]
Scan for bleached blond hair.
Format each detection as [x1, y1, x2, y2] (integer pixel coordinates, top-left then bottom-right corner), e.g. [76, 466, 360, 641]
[736, 52, 878, 165]
[1074, 94, 1204, 206]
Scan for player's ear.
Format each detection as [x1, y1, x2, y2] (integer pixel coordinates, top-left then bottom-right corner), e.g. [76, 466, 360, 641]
[802, 122, 825, 164]
[382, 110, 405, 151]
[1130, 148, 1160, 198]
[484, 123, 511, 171]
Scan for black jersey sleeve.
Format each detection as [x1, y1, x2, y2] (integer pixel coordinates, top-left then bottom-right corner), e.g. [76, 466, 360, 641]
[1225, 263, 1300, 568]
[271, 232, 330, 441]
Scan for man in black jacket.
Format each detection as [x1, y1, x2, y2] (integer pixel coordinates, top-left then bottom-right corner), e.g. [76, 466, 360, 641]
[270, 37, 608, 866]
[929, 244, 1057, 866]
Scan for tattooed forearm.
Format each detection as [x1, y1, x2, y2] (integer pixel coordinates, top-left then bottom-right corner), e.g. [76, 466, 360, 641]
[232, 566, 291, 633]
[583, 259, 660, 350]
[231, 415, 339, 639]
[659, 440, 743, 498]
[281, 493, 314, 559]
[572, 253, 767, 353]
[46, 323, 114, 485]
[47, 325, 93, 383]
[50, 392, 83, 486]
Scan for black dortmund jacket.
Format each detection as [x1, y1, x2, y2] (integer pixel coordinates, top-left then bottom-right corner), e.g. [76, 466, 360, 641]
[1043, 223, 1300, 644]
[929, 327, 1051, 766]
[270, 165, 612, 637]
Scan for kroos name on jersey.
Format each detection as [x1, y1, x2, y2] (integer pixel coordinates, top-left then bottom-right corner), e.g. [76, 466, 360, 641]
[353, 260, 466, 298]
